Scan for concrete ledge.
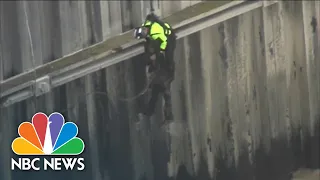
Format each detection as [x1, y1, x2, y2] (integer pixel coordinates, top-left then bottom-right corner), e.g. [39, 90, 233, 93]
[0, 1, 234, 95]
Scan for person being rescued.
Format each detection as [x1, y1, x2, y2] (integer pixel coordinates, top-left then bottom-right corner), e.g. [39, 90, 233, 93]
[133, 13, 177, 121]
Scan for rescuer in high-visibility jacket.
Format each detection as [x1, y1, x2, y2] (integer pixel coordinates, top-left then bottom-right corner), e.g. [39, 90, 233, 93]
[134, 13, 176, 77]
[133, 13, 176, 121]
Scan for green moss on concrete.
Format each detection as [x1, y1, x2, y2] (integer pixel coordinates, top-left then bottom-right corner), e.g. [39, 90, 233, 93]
[1, 1, 232, 93]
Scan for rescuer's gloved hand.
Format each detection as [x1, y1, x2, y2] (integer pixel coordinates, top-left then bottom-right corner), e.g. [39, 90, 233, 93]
[160, 50, 165, 54]
[156, 51, 165, 67]
[159, 50, 165, 60]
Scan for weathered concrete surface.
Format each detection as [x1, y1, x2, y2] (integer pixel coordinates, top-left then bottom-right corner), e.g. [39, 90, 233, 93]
[292, 169, 320, 180]
[0, 0, 229, 94]
[0, 1, 202, 180]
[0, 1, 319, 180]
[0, 0, 201, 81]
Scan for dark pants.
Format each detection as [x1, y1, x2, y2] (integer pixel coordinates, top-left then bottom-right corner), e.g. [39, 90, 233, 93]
[164, 34, 176, 77]
[144, 33, 176, 73]
[142, 33, 176, 119]
[143, 83, 173, 119]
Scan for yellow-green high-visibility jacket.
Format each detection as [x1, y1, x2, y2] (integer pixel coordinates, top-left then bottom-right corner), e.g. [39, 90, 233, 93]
[142, 20, 172, 51]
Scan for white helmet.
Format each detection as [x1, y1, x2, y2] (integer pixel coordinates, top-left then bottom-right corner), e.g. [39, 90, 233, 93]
[133, 26, 149, 39]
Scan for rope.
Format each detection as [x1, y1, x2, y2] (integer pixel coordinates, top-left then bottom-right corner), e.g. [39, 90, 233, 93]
[117, 67, 173, 102]
[23, 1, 37, 110]
[117, 70, 157, 101]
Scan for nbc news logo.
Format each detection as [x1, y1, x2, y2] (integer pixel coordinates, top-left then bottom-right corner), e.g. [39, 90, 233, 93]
[11, 112, 85, 171]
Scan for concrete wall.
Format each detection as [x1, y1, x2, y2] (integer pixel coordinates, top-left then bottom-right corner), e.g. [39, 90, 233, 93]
[0, 1, 319, 180]
[0, 0, 201, 81]
[168, 2, 320, 179]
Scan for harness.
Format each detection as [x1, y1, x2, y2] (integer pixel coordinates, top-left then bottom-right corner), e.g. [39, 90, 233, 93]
[163, 23, 173, 36]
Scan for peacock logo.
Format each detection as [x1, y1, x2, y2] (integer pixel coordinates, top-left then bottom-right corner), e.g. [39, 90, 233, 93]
[11, 112, 85, 155]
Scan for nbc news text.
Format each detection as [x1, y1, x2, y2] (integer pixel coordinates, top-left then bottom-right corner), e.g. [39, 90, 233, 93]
[11, 157, 85, 171]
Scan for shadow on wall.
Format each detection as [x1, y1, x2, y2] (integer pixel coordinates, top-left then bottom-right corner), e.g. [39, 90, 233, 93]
[3, 37, 320, 180]
[174, 124, 319, 180]
[2, 1, 320, 180]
